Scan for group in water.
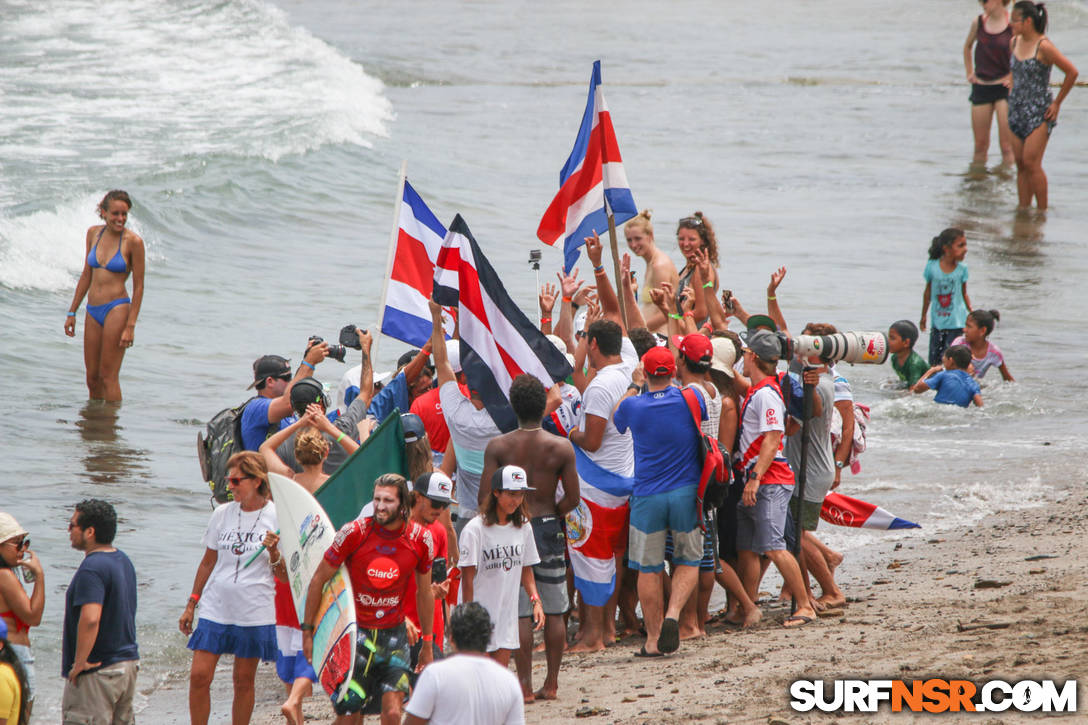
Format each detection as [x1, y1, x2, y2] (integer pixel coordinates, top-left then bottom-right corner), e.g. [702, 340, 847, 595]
[963, 0, 1078, 210]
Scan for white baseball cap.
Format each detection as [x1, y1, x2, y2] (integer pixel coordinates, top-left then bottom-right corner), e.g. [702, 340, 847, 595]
[445, 339, 462, 374]
[491, 465, 535, 492]
[414, 471, 457, 505]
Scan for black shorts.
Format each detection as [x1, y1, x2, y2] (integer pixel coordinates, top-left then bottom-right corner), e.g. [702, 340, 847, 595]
[970, 83, 1008, 106]
[335, 623, 412, 716]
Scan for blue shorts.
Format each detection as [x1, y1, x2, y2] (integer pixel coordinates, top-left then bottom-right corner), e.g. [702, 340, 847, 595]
[275, 651, 317, 684]
[628, 485, 702, 573]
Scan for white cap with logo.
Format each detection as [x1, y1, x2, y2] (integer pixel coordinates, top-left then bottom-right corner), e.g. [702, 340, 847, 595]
[413, 471, 458, 504]
[491, 465, 535, 492]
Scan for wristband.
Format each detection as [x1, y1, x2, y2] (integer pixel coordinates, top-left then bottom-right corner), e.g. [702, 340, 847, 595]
[562, 296, 573, 303]
[683, 311, 694, 318]
[300, 360, 315, 371]
[66, 311, 77, 317]
[335, 432, 346, 443]
[702, 281, 714, 289]
[300, 623, 315, 632]
[530, 594, 541, 603]
[269, 553, 283, 567]
[421, 634, 433, 642]
[767, 295, 776, 301]
[627, 383, 641, 394]
[188, 593, 200, 604]
[669, 313, 683, 320]
[593, 265, 605, 273]
[540, 317, 552, 324]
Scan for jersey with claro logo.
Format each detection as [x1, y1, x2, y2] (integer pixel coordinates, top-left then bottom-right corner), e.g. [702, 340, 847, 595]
[325, 517, 435, 628]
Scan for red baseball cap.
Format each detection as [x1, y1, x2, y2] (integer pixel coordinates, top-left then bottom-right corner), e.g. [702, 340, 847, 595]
[671, 333, 713, 364]
[641, 346, 676, 377]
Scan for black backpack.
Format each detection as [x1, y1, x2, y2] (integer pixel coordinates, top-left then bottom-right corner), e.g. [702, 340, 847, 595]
[197, 397, 264, 506]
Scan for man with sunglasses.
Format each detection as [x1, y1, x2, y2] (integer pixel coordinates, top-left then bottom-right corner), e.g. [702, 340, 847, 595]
[404, 472, 456, 671]
[239, 339, 330, 451]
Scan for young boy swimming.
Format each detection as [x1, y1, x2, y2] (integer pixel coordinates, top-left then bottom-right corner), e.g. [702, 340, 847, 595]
[912, 345, 983, 408]
[888, 320, 929, 387]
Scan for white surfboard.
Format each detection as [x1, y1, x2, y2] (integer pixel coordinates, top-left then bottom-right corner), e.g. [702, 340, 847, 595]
[268, 472, 358, 706]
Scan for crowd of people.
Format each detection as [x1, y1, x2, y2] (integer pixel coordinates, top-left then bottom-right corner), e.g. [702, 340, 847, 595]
[11, 202, 1022, 725]
[12, 7, 1055, 723]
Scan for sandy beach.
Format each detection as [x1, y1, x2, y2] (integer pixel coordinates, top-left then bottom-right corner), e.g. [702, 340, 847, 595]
[200, 485, 1088, 724]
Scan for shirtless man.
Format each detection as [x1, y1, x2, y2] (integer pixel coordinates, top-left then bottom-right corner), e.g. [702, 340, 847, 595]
[624, 211, 678, 333]
[479, 374, 579, 702]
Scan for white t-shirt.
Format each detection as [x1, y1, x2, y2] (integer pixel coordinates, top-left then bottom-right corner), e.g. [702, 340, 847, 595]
[458, 516, 539, 651]
[440, 381, 502, 517]
[405, 653, 524, 725]
[199, 500, 278, 627]
[578, 347, 636, 477]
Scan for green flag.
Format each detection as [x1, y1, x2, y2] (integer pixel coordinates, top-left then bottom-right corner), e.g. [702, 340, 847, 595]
[315, 412, 406, 529]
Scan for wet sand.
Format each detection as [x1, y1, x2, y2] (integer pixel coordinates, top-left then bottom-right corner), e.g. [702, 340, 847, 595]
[229, 487, 1087, 724]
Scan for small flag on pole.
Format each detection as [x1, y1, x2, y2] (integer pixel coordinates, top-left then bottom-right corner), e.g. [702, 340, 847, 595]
[537, 60, 637, 272]
[379, 179, 451, 347]
[433, 215, 573, 432]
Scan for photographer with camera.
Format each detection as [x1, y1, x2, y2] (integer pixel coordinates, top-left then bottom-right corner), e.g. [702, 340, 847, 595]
[268, 328, 380, 475]
[366, 343, 435, 424]
[735, 331, 817, 628]
[239, 338, 330, 451]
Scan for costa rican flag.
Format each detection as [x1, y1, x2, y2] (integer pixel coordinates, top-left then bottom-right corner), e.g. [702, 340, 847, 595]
[537, 60, 638, 272]
[565, 446, 633, 606]
[821, 492, 921, 530]
[380, 180, 452, 347]
[433, 215, 573, 432]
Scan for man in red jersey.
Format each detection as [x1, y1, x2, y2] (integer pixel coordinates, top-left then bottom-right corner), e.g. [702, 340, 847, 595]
[404, 472, 456, 671]
[302, 474, 435, 725]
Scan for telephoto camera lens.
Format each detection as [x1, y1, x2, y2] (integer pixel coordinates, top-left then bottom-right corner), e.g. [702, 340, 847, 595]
[326, 345, 346, 362]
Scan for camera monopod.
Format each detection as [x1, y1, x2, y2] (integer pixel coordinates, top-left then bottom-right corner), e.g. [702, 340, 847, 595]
[790, 368, 815, 618]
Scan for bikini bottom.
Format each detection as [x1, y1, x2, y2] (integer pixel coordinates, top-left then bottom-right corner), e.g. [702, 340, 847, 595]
[87, 296, 130, 326]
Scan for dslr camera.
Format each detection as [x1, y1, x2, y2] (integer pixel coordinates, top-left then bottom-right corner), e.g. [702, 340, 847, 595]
[307, 325, 366, 364]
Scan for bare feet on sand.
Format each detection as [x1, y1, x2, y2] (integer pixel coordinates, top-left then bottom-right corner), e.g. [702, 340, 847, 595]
[724, 607, 762, 628]
[568, 639, 606, 653]
[534, 687, 558, 701]
[815, 593, 847, 609]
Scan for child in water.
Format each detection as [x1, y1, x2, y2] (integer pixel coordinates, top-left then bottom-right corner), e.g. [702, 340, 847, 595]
[888, 320, 929, 387]
[912, 345, 983, 408]
[920, 228, 972, 366]
[952, 309, 1014, 381]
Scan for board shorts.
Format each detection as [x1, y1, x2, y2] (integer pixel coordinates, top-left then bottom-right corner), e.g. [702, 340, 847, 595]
[518, 515, 570, 616]
[335, 622, 412, 716]
[665, 510, 719, 572]
[736, 483, 794, 555]
[970, 83, 1009, 105]
[628, 485, 702, 573]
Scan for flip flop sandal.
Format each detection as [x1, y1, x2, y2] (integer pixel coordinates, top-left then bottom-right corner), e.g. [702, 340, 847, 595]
[658, 618, 680, 653]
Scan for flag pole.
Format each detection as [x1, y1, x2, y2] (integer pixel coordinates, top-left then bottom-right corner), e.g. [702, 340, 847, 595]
[373, 161, 408, 366]
[606, 211, 628, 330]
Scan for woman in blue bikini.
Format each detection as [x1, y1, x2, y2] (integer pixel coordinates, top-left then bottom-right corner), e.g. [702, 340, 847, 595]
[1007, 2, 1078, 210]
[64, 190, 146, 401]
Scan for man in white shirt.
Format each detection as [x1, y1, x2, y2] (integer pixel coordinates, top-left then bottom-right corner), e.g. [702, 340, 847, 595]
[405, 603, 524, 725]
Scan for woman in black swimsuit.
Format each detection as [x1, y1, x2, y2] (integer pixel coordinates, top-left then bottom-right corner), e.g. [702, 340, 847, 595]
[1007, 2, 1078, 210]
[64, 191, 146, 401]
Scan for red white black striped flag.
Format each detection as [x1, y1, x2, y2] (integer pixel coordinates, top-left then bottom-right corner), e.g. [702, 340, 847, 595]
[433, 214, 573, 432]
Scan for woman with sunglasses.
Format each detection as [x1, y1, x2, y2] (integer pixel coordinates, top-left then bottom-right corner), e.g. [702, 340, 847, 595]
[0, 514, 41, 718]
[675, 212, 721, 326]
[180, 452, 278, 725]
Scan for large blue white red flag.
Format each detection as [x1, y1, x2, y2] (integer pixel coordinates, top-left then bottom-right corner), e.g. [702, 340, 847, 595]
[537, 60, 638, 272]
[565, 446, 633, 606]
[821, 492, 920, 530]
[433, 215, 574, 432]
[380, 180, 451, 347]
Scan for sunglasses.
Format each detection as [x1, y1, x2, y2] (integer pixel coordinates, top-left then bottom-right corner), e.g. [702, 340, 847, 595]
[429, 499, 450, 510]
[679, 216, 704, 227]
[227, 476, 251, 486]
[4, 537, 29, 549]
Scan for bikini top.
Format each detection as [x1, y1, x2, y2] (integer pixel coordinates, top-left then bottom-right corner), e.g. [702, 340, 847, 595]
[0, 609, 30, 634]
[87, 226, 128, 273]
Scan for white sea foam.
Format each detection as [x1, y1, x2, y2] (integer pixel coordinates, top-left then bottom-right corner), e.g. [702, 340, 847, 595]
[0, 0, 392, 290]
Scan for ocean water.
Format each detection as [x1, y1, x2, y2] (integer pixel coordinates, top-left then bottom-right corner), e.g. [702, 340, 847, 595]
[1, 0, 1086, 719]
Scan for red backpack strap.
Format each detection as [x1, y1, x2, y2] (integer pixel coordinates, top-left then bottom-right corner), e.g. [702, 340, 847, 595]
[680, 387, 703, 433]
